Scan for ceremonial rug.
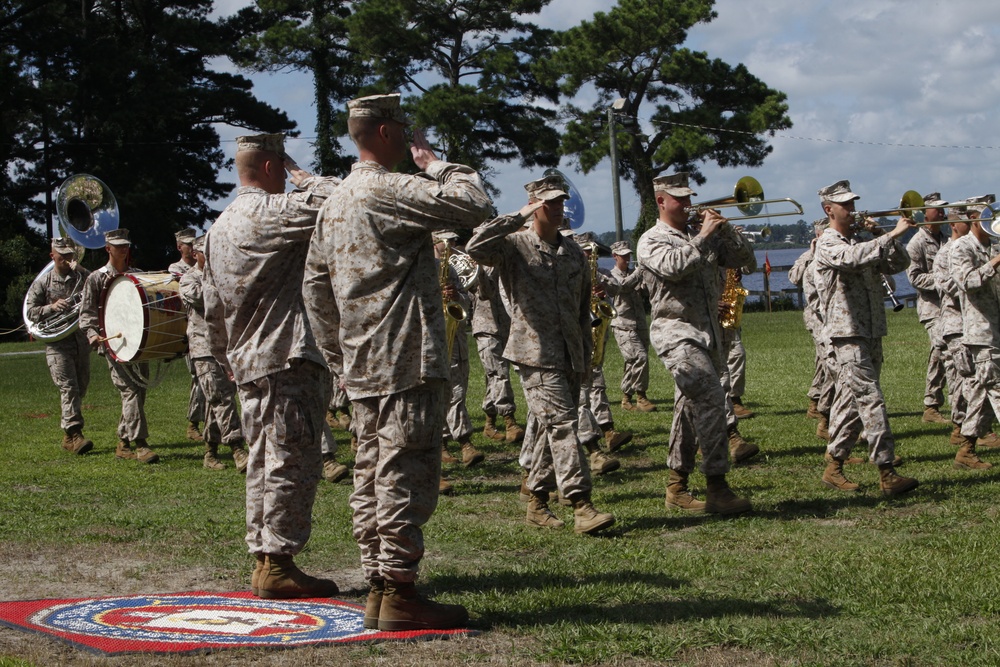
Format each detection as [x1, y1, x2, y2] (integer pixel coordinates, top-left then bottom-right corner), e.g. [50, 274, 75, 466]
[0, 591, 474, 655]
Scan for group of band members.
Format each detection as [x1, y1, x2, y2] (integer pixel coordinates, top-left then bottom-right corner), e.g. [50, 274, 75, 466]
[168, 228, 208, 443]
[33, 90, 1000, 629]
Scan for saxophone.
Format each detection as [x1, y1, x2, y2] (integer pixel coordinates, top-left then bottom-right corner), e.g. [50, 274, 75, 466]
[589, 248, 617, 367]
[440, 239, 468, 360]
[720, 267, 749, 329]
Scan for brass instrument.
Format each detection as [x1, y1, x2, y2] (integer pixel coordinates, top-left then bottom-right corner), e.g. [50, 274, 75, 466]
[439, 239, 468, 360]
[22, 259, 86, 342]
[882, 274, 904, 312]
[588, 245, 617, 367]
[447, 247, 480, 290]
[686, 176, 804, 222]
[720, 268, 749, 329]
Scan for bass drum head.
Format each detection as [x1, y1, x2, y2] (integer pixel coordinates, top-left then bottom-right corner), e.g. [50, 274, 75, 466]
[102, 275, 148, 362]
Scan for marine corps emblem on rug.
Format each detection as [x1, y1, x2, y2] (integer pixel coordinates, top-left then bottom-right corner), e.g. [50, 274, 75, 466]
[0, 591, 473, 655]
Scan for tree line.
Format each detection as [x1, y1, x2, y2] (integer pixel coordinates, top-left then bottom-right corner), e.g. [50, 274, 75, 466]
[1, 0, 791, 333]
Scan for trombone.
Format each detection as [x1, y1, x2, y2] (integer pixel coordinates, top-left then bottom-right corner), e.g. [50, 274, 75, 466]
[686, 176, 804, 225]
[861, 190, 996, 233]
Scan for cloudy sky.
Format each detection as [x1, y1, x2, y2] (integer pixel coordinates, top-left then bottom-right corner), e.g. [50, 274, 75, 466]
[212, 0, 1000, 234]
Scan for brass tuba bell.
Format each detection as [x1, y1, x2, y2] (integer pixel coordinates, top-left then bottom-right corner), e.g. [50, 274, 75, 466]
[56, 174, 120, 249]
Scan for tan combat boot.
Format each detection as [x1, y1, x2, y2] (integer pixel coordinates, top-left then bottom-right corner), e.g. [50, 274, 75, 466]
[806, 399, 821, 420]
[186, 421, 203, 441]
[949, 424, 964, 447]
[728, 426, 759, 464]
[704, 475, 752, 515]
[732, 398, 755, 419]
[203, 442, 226, 470]
[816, 414, 830, 440]
[955, 438, 992, 470]
[257, 555, 339, 599]
[482, 416, 505, 441]
[378, 581, 469, 631]
[878, 464, 919, 496]
[665, 469, 706, 512]
[822, 452, 859, 492]
[503, 414, 525, 443]
[439, 477, 455, 496]
[518, 468, 531, 503]
[460, 441, 485, 467]
[63, 428, 93, 455]
[325, 409, 338, 429]
[115, 440, 136, 460]
[525, 492, 566, 529]
[921, 406, 949, 424]
[977, 432, 1000, 449]
[336, 410, 351, 431]
[440, 440, 459, 464]
[635, 392, 656, 412]
[230, 443, 249, 473]
[132, 439, 159, 464]
[322, 454, 349, 483]
[588, 448, 621, 475]
[567, 494, 615, 534]
[621, 394, 636, 411]
[250, 553, 265, 596]
[364, 579, 384, 629]
[603, 426, 633, 452]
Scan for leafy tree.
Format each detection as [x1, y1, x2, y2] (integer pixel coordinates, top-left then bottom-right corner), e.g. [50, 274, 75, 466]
[547, 0, 792, 238]
[3, 0, 296, 270]
[346, 0, 562, 192]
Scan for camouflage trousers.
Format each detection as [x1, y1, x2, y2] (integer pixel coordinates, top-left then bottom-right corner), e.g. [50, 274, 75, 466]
[239, 359, 326, 557]
[721, 329, 747, 399]
[184, 353, 205, 424]
[942, 335, 967, 427]
[807, 329, 835, 415]
[825, 337, 896, 466]
[584, 366, 613, 427]
[612, 326, 649, 397]
[960, 345, 1000, 439]
[106, 356, 148, 442]
[518, 365, 592, 499]
[577, 385, 603, 449]
[476, 333, 516, 418]
[193, 357, 241, 445]
[443, 338, 473, 442]
[922, 318, 947, 409]
[661, 342, 730, 476]
[328, 368, 350, 413]
[350, 380, 445, 583]
[45, 334, 90, 431]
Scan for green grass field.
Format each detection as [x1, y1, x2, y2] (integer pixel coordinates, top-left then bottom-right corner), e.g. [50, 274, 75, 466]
[2, 309, 999, 666]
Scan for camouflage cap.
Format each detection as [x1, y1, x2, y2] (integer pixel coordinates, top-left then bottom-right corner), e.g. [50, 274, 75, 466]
[432, 230, 459, 242]
[813, 217, 830, 232]
[236, 133, 286, 155]
[610, 240, 631, 255]
[818, 180, 860, 203]
[347, 93, 408, 125]
[192, 235, 206, 253]
[51, 237, 78, 254]
[652, 172, 697, 198]
[923, 192, 948, 207]
[175, 227, 197, 244]
[104, 228, 131, 246]
[524, 175, 569, 202]
[573, 231, 597, 251]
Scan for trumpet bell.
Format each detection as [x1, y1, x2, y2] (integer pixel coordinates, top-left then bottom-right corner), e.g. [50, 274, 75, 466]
[899, 190, 925, 223]
[734, 176, 765, 217]
[978, 202, 1000, 237]
[57, 174, 120, 249]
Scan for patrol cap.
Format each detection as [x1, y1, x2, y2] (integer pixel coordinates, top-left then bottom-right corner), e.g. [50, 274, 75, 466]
[236, 133, 286, 155]
[192, 235, 206, 253]
[573, 231, 597, 252]
[813, 217, 830, 233]
[51, 237, 77, 255]
[432, 230, 459, 242]
[104, 228, 131, 246]
[610, 240, 631, 255]
[175, 227, 197, 244]
[818, 180, 860, 203]
[923, 192, 948, 207]
[524, 174, 569, 202]
[347, 93, 408, 125]
[652, 172, 697, 198]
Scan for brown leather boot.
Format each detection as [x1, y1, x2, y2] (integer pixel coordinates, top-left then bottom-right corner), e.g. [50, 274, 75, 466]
[603, 426, 633, 452]
[732, 398, 755, 419]
[728, 426, 759, 464]
[439, 477, 455, 496]
[922, 406, 949, 424]
[378, 581, 468, 631]
[336, 410, 351, 431]
[322, 455, 349, 483]
[621, 394, 636, 411]
[441, 440, 459, 464]
[250, 553, 265, 596]
[704, 475, 751, 515]
[526, 492, 565, 529]
[115, 440, 136, 460]
[132, 439, 159, 464]
[460, 441, 485, 467]
[878, 464, 919, 496]
[665, 469, 706, 512]
[950, 424, 965, 447]
[257, 555, 339, 599]
[503, 414, 525, 443]
[203, 442, 226, 470]
[483, 416, 505, 441]
[806, 399, 821, 420]
[635, 392, 656, 412]
[976, 432, 1000, 449]
[955, 438, 992, 470]
[822, 453, 859, 491]
[518, 468, 531, 503]
[186, 421, 203, 441]
[569, 495, 616, 535]
[325, 409, 338, 429]
[588, 449, 621, 475]
[231, 443, 249, 473]
[816, 414, 830, 440]
[364, 579, 384, 629]
[63, 428, 93, 455]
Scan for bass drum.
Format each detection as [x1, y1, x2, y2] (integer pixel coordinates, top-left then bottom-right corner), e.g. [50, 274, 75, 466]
[100, 272, 188, 363]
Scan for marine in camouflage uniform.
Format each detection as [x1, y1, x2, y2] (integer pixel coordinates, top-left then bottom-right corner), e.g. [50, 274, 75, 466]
[302, 94, 492, 631]
[636, 172, 753, 515]
[79, 228, 158, 464]
[178, 235, 247, 473]
[169, 227, 206, 441]
[813, 179, 918, 495]
[608, 241, 654, 412]
[25, 237, 93, 454]
[934, 221, 970, 449]
[204, 133, 341, 600]
[468, 175, 616, 536]
[905, 194, 949, 424]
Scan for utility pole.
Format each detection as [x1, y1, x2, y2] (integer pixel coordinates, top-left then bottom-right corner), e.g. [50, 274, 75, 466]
[608, 98, 628, 243]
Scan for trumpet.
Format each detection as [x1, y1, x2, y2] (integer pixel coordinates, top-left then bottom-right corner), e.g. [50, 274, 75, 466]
[686, 176, 804, 222]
